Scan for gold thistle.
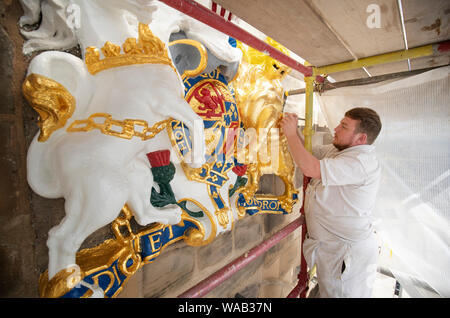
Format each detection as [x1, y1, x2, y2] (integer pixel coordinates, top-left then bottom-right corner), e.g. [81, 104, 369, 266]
[85, 23, 176, 75]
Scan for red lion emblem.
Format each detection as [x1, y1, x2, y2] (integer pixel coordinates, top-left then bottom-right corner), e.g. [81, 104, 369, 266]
[191, 82, 225, 118]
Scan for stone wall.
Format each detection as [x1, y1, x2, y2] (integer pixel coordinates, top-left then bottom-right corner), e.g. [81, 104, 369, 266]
[0, 0, 37, 298]
[0, 1, 304, 298]
[119, 212, 302, 298]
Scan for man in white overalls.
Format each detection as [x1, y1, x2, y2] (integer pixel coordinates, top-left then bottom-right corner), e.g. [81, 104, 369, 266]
[281, 107, 382, 298]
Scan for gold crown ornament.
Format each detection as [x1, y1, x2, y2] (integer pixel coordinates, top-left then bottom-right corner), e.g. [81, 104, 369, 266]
[85, 23, 177, 75]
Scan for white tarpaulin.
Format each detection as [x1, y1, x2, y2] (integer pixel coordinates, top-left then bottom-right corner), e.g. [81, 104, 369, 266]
[316, 66, 450, 297]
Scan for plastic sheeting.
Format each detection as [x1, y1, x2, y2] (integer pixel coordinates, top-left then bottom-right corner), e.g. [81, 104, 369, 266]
[316, 66, 450, 297]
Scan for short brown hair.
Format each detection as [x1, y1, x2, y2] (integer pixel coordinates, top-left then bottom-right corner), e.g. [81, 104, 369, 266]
[345, 107, 382, 144]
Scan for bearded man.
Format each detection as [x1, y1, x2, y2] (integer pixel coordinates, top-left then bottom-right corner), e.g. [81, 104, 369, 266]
[281, 107, 382, 298]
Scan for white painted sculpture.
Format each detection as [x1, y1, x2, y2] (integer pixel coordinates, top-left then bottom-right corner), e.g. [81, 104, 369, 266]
[22, 0, 243, 282]
[20, 0, 300, 298]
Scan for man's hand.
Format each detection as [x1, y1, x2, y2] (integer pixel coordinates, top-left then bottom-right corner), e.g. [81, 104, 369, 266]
[280, 113, 299, 139]
[280, 112, 321, 179]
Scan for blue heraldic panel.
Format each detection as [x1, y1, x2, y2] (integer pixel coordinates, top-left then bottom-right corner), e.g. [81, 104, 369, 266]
[237, 193, 299, 215]
[62, 220, 197, 298]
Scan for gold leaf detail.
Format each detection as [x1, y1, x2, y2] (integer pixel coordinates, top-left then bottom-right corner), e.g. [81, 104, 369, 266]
[22, 74, 76, 142]
[101, 42, 121, 57]
[85, 23, 176, 75]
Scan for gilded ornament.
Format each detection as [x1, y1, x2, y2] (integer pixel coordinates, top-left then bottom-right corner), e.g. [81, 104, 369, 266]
[67, 113, 171, 141]
[169, 39, 208, 78]
[215, 207, 230, 229]
[85, 23, 176, 75]
[101, 42, 121, 57]
[183, 227, 204, 245]
[39, 266, 85, 298]
[178, 198, 217, 247]
[38, 201, 215, 298]
[22, 73, 76, 142]
[232, 38, 299, 214]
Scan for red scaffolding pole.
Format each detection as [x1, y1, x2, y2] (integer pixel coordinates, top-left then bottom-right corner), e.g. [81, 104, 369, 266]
[159, 0, 314, 77]
[287, 176, 310, 298]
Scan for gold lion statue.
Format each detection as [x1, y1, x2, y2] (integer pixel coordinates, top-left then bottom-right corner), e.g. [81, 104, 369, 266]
[232, 37, 298, 212]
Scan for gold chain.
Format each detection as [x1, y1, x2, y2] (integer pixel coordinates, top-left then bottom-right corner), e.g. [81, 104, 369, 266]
[66, 113, 171, 141]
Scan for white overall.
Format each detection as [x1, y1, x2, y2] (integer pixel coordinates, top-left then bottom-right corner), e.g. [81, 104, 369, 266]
[302, 144, 381, 298]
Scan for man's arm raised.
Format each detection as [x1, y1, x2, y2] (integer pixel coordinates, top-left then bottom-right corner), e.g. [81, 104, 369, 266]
[280, 113, 321, 179]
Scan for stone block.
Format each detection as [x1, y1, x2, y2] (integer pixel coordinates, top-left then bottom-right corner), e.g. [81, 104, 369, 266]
[235, 282, 260, 298]
[0, 122, 18, 220]
[263, 228, 300, 269]
[142, 241, 196, 297]
[205, 254, 263, 298]
[278, 234, 301, 279]
[260, 281, 284, 298]
[0, 237, 36, 297]
[263, 213, 286, 235]
[118, 268, 143, 298]
[0, 25, 14, 114]
[233, 214, 263, 253]
[262, 256, 280, 281]
[0, 245, 21, 296]
[197, 230, 233, 270]
[264, 209, 301, 237]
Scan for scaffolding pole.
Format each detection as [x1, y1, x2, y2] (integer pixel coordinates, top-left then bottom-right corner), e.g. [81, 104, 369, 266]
[286, 176, 310, 298]
[286, 75, 314, 298]
[313, 40, 450, 76]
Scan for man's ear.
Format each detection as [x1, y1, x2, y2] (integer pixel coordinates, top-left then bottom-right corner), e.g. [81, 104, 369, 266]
[356, 133, 368, 145]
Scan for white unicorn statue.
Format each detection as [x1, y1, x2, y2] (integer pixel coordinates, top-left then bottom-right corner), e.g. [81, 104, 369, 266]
[21, 0, 243, 284]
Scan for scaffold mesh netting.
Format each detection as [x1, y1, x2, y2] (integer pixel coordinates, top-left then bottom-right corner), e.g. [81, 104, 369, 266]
[316, 66, 450, 297]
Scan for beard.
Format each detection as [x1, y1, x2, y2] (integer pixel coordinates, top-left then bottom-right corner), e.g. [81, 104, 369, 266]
[333, 140, 351, 151]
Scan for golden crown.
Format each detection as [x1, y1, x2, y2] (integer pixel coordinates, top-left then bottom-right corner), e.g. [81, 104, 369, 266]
[85, 23, 176, 75]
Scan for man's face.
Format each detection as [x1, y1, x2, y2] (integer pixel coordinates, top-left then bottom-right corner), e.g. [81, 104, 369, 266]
[333, 116, 364, 151]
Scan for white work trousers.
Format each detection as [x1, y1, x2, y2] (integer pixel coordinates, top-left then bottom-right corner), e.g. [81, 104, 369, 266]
[303, 232, 378, 298]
